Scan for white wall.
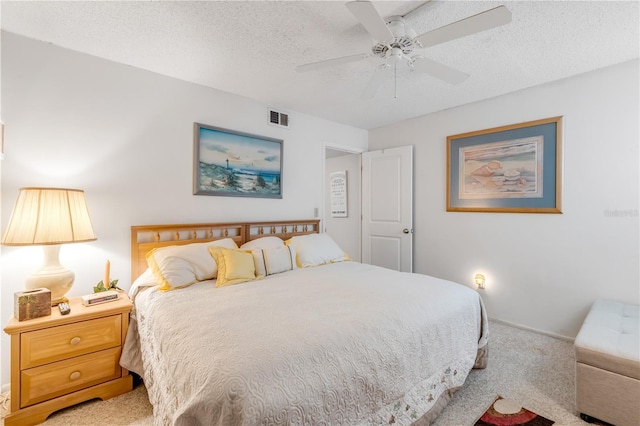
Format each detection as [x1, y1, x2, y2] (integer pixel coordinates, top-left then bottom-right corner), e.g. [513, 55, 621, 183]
[325, 153, 361, 261]
[0, 32, 367, 386]
[370, 60, 640, 340]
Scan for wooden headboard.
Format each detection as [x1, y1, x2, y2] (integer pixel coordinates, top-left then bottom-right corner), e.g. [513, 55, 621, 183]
[130, 219, 320, 282]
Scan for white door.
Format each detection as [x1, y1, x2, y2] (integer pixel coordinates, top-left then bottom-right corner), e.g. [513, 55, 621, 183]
[362, 145, 413, 272]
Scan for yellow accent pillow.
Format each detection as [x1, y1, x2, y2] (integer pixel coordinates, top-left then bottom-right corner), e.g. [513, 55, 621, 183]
[209, 247, 259, 287]
[146, 238, 238, 291]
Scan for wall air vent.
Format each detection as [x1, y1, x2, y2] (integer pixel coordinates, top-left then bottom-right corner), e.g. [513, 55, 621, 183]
[268, 109, 289, 129]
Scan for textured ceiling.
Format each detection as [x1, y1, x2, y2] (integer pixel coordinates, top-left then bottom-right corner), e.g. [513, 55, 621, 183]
[2, 1, 639, 130]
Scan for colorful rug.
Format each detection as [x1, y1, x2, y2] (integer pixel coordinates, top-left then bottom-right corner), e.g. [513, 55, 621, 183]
[474, 396, 555, 426]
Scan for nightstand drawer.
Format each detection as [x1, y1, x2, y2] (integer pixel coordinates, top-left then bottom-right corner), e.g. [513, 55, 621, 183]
[21, 315, 122, 369]
[20, 347, 122, 408]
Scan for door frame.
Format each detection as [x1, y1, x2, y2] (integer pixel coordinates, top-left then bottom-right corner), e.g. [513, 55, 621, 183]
[322, 143, 365, 259]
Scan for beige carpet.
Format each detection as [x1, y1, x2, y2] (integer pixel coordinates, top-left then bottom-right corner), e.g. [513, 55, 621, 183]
[0, 321, 595, 425]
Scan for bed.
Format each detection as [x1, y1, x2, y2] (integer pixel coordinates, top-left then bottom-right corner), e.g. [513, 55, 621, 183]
[120, 220, 488, 426]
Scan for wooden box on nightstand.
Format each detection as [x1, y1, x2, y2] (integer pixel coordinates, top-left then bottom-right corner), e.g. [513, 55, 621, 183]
[3, 293, 134, 426]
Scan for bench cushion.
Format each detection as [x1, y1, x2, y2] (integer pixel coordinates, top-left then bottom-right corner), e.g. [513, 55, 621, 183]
[575, 300, 640, 380]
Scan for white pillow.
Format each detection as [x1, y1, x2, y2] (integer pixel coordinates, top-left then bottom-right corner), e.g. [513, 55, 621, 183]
[130, 268, 157, 289]
[251, 246, 297, 276]
[129, 268, 158, 300]
[286, 234, 350, 268]
[241, 236, 285, 250]
[146, 238, 238, 291]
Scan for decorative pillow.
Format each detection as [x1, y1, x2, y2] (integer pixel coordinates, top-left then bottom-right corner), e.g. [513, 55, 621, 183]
[240, 236, 285, 250]
[146, 238, 238, 291]
[252, 245, 297, 276]
[209, 246, 259, 287]
[286, 234, 350, 268]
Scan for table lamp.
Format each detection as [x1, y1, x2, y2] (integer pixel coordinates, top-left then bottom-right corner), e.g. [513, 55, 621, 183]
[2, 187, 97, 305]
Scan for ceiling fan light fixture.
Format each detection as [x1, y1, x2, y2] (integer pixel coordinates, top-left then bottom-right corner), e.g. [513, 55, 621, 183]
[389, 47, 405, 64]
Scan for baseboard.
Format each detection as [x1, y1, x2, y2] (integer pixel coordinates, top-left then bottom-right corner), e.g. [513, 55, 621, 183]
[1, 384, 9, 394]
[489, 317, 574, 342]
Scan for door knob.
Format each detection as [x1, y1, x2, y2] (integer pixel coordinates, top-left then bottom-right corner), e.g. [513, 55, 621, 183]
[403, 228, 410, 234]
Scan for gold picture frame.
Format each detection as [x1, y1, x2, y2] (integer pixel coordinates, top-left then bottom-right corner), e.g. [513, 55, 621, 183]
[447, 116, 562, 213]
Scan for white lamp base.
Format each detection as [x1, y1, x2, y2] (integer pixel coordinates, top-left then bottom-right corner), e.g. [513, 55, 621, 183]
[25, 245, 75, 306]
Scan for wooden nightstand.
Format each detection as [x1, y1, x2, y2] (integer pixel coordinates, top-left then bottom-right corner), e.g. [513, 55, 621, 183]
[3, 293, 133, 425]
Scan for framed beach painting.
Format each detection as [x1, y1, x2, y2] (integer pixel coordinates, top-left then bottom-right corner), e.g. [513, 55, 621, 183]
[447, 116, 562, 213]
[193, 123, 283, 198]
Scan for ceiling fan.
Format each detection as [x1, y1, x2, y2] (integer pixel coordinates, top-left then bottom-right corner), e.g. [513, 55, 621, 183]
[296, 1, 512, 99]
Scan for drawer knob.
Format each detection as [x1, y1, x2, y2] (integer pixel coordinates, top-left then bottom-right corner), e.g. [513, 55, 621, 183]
[70, 337, 82, 346]
[69, 371, 81, 381]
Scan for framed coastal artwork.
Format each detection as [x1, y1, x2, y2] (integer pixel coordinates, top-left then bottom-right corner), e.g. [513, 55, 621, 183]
[446, 116, 562, 213]
[193, 123, 283, 198]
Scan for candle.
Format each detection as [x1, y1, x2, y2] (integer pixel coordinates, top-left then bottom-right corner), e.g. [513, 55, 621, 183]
[104, 260, 110, 289]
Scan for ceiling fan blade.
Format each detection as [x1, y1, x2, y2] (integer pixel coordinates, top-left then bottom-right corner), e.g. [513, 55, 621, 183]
[415, 6, 512, 48]
[361, 65, 389, 100]
[412, 57, 469, 85]
[296, 53, 369, 73]
[346, 1, 395, 43]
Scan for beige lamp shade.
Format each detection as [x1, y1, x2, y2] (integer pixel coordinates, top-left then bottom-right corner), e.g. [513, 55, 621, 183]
[2, 187, 96, 245]
[2, 187, 97, 305]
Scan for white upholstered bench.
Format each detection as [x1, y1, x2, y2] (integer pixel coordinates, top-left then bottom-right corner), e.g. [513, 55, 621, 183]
[574, 300, 640, 426]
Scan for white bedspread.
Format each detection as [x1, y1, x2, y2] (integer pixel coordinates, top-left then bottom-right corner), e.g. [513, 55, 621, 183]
[121, 261, 488, 426]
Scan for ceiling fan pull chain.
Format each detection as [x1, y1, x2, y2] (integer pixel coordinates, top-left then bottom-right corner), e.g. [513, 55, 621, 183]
[394, 63, 398, 100]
